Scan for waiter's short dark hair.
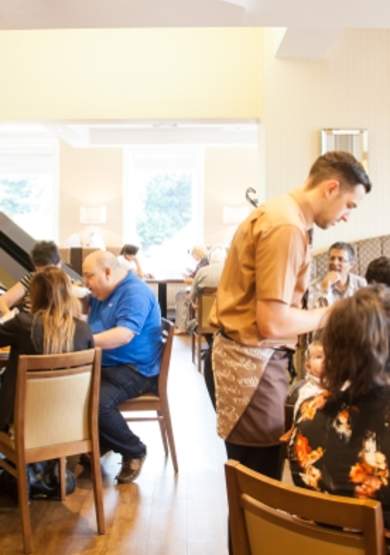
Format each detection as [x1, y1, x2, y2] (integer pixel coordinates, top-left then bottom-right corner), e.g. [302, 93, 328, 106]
[308, 151, 372, 193]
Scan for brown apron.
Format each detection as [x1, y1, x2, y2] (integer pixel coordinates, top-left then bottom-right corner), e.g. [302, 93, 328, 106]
[212, 333, 290, 446]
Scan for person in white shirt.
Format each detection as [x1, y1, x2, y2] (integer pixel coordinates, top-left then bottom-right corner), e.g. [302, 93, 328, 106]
[117, 244, 145, 278]
[309, 242, 366, 308]
[190, 247, 226, 303]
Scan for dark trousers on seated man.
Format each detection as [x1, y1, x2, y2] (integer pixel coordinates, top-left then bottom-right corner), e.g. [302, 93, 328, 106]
[98, 365, 158, 483]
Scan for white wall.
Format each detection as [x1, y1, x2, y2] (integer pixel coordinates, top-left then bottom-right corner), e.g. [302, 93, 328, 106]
[262, 29, 390, 249]
[203, 146, 263, 247]
[59, 142, 123, 246]
[58, 142, 261, 247]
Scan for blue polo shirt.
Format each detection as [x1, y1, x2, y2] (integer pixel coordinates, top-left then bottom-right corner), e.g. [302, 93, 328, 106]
[88, 273, 162, 376]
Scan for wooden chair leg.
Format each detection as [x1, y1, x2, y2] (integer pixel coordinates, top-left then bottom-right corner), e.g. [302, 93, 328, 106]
[16, 464, 33, 554]
[90, 445, 106, 535]
[157, 412, 169, 456]
[197, 335, 202, 373]
[59, 457, 66, 501]
[162, 405, 178, 473]
[191, 333, 196, 363]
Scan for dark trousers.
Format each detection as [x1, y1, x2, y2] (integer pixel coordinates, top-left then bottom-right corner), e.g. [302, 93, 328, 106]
[203, 336, 216, 409]
[99, 365, 158, 459]
[225, 441, 284, 480]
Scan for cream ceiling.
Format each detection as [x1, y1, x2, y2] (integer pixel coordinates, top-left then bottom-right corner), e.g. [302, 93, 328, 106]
[1, 0, 390, 29]
[2, 0, 390, 60]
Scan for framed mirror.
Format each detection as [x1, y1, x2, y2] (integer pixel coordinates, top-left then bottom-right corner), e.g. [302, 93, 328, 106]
[321, 128, 368, 170]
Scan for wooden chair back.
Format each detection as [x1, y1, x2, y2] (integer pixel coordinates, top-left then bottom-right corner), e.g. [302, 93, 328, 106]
[191, 287, 217, 372]
[196, 287, 217, 333]
[14, 349, 100, 462]
[225, 460, 386, 555]
[156, 317, 175, 401]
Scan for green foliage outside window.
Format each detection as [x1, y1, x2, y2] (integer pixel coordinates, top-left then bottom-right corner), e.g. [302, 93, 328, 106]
[136, 173, 192, 251]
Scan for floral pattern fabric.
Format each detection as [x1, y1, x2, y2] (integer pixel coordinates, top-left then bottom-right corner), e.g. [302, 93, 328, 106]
[288, 386, 390, 527]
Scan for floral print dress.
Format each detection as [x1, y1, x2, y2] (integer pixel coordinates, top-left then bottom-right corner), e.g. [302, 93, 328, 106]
[288, 386, 390, 527]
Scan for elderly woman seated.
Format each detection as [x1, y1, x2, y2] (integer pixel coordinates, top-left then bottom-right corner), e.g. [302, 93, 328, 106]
[186, 247, 226, 334]
[288, 285, 390, 528]
[174, 245, 209, 334]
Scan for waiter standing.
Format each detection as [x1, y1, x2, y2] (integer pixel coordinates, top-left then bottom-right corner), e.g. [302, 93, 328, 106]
[211, 151, 371, 478]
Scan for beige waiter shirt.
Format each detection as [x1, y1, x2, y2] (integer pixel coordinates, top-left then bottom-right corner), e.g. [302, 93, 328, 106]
[211, 192, 312, 347]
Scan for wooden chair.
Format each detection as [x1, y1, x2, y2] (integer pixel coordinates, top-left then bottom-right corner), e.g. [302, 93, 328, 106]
[0, 349, 105, 554]
[119, 318, 178, 472]
[191, 287, 217, 372]
[225, 460, 386, 555]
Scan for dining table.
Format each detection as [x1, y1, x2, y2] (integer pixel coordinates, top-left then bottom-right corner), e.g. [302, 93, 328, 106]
[146, 276, 185, 319]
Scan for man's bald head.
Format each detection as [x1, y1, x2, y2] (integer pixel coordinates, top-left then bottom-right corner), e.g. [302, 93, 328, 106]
[83, 250, 126, 300]
[84, 250, 119, 271]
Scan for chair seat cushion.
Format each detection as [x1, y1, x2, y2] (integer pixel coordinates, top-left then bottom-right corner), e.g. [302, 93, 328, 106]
[119, 395, 160, 410]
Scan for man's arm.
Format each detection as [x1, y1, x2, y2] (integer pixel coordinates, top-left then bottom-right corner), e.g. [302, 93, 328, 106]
[256, 300, 329, 339]
[93, 326, 134, 350]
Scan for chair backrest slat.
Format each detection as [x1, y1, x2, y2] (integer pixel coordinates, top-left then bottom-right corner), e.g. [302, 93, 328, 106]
[197, 287, 217, 332]
[157, 318, 174, 396]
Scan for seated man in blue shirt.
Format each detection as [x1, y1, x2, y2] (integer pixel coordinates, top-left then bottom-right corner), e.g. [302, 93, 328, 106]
[83, 250, 162, 483]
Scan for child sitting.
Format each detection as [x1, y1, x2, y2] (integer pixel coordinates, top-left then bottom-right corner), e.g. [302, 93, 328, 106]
[284, 340, 325, 432]
[294, 339, 325, 417]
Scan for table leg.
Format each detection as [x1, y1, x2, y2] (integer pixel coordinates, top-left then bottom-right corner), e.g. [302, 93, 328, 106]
[158, 282, 167, 319]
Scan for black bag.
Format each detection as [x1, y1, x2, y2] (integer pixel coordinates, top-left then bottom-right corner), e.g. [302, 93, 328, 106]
[0, 459, 76, 500]
[28, 460, 76, 499]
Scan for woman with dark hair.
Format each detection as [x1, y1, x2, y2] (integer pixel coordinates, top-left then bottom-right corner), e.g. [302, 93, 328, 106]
[288, 285, 390, 526]
[118, 244, 145, 278]
[0, 267, 93, 431]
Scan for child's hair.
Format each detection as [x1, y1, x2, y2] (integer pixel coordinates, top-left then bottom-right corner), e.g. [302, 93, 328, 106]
[30, 267, 80, 354]
[322, 285, 390, 400]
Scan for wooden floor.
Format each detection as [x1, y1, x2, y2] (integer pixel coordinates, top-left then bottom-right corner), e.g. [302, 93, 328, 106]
[0, 336, 228, 555]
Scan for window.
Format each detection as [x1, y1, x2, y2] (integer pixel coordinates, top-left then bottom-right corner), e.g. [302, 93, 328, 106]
[0, 127, 59, 241]
[124, 147, 203, 275]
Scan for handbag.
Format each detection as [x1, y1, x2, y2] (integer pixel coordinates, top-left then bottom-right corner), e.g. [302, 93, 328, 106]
[0, 459, 76, 500]
[28, 460, 76, 499]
